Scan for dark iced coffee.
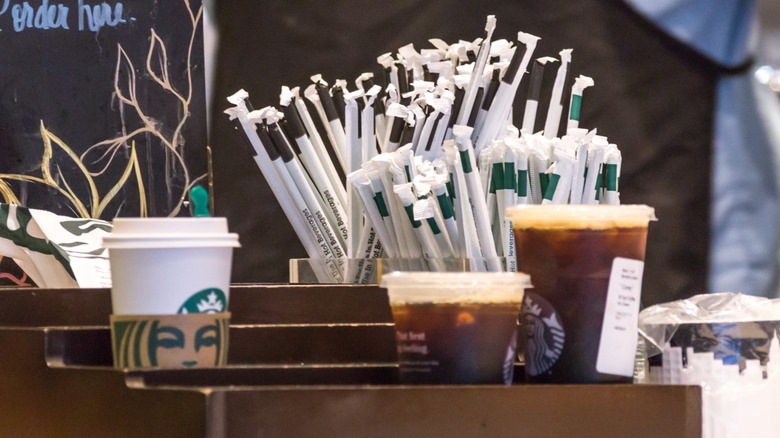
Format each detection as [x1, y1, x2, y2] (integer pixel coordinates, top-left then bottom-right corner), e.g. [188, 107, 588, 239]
[507, 205, 655, 384]
[392, 302, 522, 384]
[382, 271, 531, 385]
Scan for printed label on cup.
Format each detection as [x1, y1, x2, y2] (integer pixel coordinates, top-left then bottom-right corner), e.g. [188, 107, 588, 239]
[396, 329, 439, 375]
[178, 288, 227, 314]
[596, 257, 644, 377]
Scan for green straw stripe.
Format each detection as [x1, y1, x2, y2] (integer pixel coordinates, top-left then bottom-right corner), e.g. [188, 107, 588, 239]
[403, 204, 422, 228]
[133, 320, 147, 368]
[605, 163, 618, 191]
[492, 163, 505, 191]
[459, 150, 473, 173]
[426, 218, 441, 234]
[374, 192, 390, 217]
[437, 193, 455, 219]
[504, 162, 515, 190]
[595, 167, 603, 201]
[539, 173, 550, 197]
[517, 170, 528, 196]
[543, 173, 560, 201]
[404, 165, 412, 183]
[121, 321, 135, 368]
[446, 177, 456, 201]
[569, 94, 582, 121]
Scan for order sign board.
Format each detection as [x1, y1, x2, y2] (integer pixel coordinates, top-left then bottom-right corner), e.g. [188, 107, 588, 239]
[0, 0, 207, 219]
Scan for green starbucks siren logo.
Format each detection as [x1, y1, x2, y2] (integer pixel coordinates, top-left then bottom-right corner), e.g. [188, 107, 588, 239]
[178, 288, 227, 314]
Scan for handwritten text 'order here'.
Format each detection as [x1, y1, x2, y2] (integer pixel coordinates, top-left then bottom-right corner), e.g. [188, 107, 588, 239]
[0, 0, 129, 33]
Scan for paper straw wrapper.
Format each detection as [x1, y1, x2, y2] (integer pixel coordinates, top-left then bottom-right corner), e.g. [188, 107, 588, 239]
[225, 14, 633, 282]
[602, 145, 622, 205]
[567, 75, 594, 134]
[543, 49, 572, 140]
[541, 151, 575, 205]
[582, 136, 607, 205]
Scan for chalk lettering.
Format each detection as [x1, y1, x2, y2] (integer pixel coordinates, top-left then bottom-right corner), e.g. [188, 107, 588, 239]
[9, 2, 56, 31]
[10, 0, 69, 31]
[2, 0, 131, 32]
[79, 0, 125, 32]
[11, 3, 34, 31]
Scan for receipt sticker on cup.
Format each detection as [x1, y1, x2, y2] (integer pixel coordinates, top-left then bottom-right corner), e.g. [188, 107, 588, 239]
[596, 257, 644, 377]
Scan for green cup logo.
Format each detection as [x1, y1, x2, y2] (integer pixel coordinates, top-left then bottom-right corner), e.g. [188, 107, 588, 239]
[178, 288, 227, 314]
[110, 312, 230, 369]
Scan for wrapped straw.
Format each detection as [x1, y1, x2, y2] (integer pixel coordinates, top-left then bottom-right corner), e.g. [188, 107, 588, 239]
[225, 15, 627, 278]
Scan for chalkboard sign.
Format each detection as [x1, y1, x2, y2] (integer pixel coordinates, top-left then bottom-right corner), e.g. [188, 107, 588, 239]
[0, 0, 207, 219]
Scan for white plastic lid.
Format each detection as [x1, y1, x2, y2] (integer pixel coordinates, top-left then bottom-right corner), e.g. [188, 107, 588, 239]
[111, 217, 229, 234]
[103, 217, 240, 249]
[102, 234, 240, 249]
[381, 271, 532, 304]
[505, 204, 656, 229]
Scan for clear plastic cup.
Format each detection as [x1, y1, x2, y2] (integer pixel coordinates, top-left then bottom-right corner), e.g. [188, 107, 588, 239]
[382, 271, 531, 384]
[506, 204, 656, 383]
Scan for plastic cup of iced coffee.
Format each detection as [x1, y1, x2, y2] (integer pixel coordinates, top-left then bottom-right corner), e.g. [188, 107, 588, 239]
[506, 204, 655, 384]
[381, 271, 531, 385]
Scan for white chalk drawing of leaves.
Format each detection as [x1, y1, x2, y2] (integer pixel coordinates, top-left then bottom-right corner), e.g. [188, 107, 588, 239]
[147, 29, 184, 106]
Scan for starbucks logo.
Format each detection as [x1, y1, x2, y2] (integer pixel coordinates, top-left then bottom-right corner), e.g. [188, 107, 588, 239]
[178, 288, 227, 314]
[502, 330, 518, 384]
[522, 293, 565, 376]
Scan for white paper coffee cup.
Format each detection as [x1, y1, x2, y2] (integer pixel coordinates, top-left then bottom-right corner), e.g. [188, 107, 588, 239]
[102, 218, 240, 315]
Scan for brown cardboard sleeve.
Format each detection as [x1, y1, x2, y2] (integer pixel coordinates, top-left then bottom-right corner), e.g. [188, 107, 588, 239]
[110, 312, 230, 369]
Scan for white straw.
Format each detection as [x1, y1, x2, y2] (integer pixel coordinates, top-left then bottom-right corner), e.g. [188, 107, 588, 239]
[455, 15, 496, 126]
[227, 98, 343, 282]
[543, 49, 573, 139]
[255, 110, 346, 261]
[566, 75, 594, 134]
[280, 87, 349, 243]
[344, 90, 364, 257]
[292, 89, 347, 208]
[453, 125, 501, 271]
[304, 81, 348, 172]
[444, 139, 482, 261]
[474, 31, 540, 157]
[394, 183, 447, 271]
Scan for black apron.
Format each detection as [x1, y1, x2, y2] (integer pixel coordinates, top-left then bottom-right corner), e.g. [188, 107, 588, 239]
[212, 0, 720, 305]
